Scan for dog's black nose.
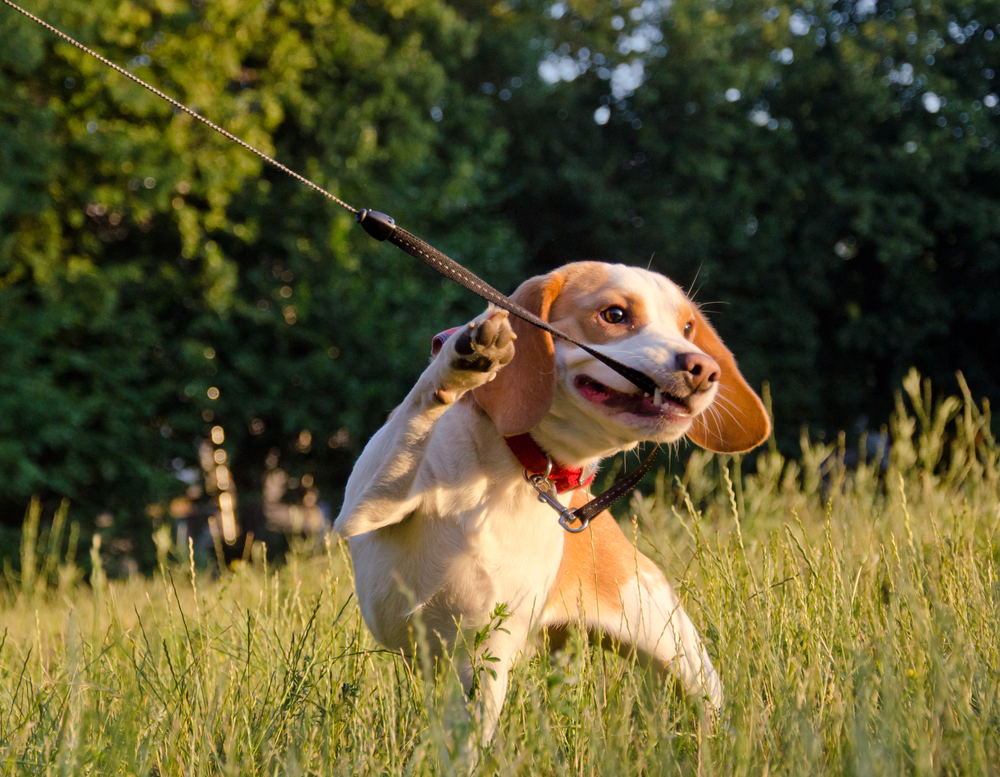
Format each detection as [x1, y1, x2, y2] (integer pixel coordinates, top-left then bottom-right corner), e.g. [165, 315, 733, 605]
[676, 352, 721, 393]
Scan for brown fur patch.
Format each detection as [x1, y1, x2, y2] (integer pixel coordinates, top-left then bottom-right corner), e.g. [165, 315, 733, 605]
[548, 263, 651, 345]
[472, 272, 565, 435]
[545, 490, 643, 621]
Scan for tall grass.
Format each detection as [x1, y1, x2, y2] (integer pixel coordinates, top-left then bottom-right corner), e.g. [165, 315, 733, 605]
[1, 369, 998, 775]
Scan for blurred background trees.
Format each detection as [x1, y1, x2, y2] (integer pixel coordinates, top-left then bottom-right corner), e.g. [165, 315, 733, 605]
[1, 0, 997, 568]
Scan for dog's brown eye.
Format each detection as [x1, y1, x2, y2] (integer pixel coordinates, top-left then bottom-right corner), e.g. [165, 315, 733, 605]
[683, 321, 694, 339]
[601, 306, 627, 325]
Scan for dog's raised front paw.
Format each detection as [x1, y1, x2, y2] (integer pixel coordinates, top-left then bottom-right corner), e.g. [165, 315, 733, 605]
[429, 310, 515, 404]
[452, 310, 515, 375]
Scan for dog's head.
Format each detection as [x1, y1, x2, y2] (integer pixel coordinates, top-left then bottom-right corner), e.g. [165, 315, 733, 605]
[473, 262, 769, 455]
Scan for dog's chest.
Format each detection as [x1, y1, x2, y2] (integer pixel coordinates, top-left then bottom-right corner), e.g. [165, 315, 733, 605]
[415, 424, 569, 616]
[350, 409, 570, 647]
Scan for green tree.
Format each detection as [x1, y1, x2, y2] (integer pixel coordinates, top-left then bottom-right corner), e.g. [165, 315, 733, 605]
[1, 0, 998, 568]
[0, 0, 528, 561]
[484, 0, 1000, 434]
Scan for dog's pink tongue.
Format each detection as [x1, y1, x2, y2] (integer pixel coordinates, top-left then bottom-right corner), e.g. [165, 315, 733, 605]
[576, 376, 687, 417]
[577, 378, 614, 404]
[577, 378, 644, 409]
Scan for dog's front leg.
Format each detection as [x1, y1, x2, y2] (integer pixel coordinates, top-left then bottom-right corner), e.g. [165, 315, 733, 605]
[334, 309, 514, 537]
[455, 625, 523, 747]
[475, 665, 510, 747]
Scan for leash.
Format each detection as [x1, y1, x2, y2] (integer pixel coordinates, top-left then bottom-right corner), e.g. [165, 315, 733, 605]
[1, 0, 358, 215]
[355, 210, 660, 396]
[523, 445, 657, 533]
[0, 0, 657, 396]
[3, 0, 660, 529]
[504, 432, 656, 532]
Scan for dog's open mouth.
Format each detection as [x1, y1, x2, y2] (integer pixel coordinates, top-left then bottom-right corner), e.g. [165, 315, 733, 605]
[574, 375, 690, 418]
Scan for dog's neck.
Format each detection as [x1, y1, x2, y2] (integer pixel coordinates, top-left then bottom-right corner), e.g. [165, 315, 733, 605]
[530, 407, 640, 470]
[503, 433, 596, 493]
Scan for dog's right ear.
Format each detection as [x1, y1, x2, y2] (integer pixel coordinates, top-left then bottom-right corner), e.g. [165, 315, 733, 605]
[686, 305, 770, 453]
[473, 271, 565, 436]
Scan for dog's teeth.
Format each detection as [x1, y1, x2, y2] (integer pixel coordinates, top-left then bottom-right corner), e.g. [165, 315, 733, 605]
[654, 389, 662, 406]
[488, 372, 497, 381]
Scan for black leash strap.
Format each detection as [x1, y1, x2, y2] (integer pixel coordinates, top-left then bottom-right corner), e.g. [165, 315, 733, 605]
[357, 210, 660, 396]
[525, 447, 658, 533]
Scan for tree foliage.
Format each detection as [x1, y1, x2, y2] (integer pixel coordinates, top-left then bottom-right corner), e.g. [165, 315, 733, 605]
[1, 0, 998, 556]
[487, 0, 1000, 432]
[1, 0, 526, 546]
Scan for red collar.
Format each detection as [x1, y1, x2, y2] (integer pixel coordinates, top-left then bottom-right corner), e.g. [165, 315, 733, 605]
[430, 329, 594, 495]
[504, 434, 595, 494]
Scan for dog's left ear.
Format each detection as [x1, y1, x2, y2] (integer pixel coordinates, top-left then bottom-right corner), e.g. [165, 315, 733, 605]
[473, 271, 565, 436]
[686, 306, 770, 453]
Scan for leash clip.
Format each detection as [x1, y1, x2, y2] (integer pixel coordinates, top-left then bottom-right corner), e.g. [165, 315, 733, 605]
[524, 462, 591, 534]
[356, 209, 397, 241]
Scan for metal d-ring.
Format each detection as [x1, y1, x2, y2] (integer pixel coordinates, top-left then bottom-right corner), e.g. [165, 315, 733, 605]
[523, 462, 591, 534]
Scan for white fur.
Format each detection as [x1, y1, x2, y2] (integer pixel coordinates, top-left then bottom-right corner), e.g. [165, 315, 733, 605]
[335, 264, 736, 743]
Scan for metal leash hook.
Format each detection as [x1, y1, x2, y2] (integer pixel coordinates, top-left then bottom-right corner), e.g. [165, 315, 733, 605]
[523, 462, 592, 534]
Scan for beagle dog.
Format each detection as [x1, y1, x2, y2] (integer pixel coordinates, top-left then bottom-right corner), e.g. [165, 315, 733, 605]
[334, 262, 769, 742]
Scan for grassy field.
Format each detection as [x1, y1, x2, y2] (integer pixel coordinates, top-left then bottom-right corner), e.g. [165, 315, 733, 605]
[2, 370, 999, 776]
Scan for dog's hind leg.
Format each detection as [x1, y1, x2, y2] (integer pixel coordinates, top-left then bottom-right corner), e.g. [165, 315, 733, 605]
[543, 505, 722, 711]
